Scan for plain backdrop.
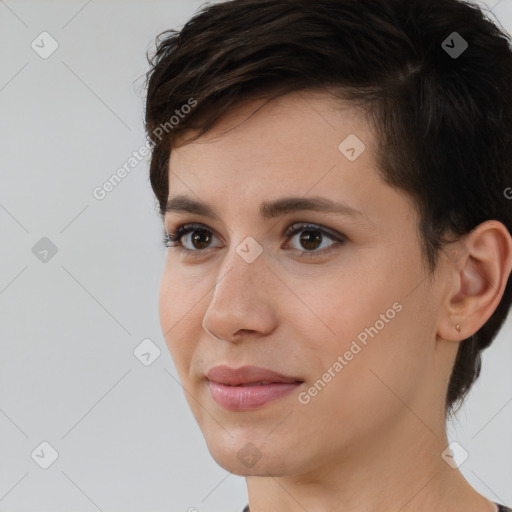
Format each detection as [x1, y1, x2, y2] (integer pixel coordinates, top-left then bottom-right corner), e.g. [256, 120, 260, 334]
[0, 0, 511, 511]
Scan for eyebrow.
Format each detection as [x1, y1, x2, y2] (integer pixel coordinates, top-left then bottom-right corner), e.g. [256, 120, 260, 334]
[163, 194, 373, 225]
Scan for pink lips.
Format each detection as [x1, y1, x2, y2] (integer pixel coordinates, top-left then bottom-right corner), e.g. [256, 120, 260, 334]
[205, 365, 303, 411]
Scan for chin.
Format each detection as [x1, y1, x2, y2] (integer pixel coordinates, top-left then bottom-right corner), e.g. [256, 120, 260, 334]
[210, 450, 292, 477]
[203, 430, 296, 477]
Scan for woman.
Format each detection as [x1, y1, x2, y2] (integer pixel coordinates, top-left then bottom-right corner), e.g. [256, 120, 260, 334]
[144, 0, 512, 510]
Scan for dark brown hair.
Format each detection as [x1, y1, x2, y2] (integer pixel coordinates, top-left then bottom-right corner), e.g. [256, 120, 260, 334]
[144, 0, 512, 416]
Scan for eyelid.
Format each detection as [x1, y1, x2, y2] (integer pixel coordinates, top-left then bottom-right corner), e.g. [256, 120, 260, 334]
[284, 222, 345, 241]
[166, 222, 224, 245]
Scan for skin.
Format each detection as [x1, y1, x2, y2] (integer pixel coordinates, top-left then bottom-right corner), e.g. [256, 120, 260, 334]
[158, 90, 512, 512]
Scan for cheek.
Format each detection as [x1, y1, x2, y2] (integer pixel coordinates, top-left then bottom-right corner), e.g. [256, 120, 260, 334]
[291, 266, 394, 355]
[158, 267, 202, 374]
[158, 271, 176, 340]
[158, 259, 206, 332]
[294, 307, 426, 447]
[158, 271, 176, 335]
[293, 257, 431, 396]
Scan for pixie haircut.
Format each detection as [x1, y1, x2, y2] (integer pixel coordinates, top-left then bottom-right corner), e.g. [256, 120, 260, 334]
[144, 0, 512, 415]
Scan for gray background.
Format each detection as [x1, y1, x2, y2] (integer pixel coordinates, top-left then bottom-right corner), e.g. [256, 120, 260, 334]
[0, 0, 511, 511]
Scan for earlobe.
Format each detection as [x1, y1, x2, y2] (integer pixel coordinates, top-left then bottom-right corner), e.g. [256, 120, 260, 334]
[437, 220, 512, 343]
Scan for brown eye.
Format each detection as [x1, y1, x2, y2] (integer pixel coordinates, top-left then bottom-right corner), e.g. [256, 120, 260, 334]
[163, 224, 221, 252]
[285, 223, 345, 256]
[163, 222, 345, 258]
[188, 228, 212, 250]
[298, 229, 323, 251]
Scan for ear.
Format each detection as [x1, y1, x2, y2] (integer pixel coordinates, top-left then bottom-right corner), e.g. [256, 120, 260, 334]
[437, 220, 512, 342]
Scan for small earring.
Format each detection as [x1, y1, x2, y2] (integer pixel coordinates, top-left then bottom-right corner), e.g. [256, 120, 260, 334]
[455, 324, 461, 333]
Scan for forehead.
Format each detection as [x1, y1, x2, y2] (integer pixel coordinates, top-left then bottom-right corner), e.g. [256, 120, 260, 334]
[165, 90, 418, 241]
[168, 90, 378, 192]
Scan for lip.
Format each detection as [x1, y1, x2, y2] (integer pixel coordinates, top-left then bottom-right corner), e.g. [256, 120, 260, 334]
[206, 365, 302, 386]
[205, 365, 304, 411]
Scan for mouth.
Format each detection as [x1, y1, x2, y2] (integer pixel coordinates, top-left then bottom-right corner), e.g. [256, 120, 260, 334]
[226, 381, 283, 386]
[205, 365, 304, 411]
[205, 364, 303, 385]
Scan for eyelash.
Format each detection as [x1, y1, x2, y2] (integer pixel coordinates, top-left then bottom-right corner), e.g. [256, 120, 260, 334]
[162, 222, 345, 258]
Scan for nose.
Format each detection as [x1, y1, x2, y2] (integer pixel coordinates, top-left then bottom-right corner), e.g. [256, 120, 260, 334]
[202, 244, 277, 343]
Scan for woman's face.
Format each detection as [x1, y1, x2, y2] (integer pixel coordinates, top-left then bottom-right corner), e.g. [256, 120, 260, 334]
[159, 91, 453, 476]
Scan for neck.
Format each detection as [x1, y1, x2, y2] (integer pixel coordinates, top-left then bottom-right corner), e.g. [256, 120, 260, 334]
[245, 415, 495, 512]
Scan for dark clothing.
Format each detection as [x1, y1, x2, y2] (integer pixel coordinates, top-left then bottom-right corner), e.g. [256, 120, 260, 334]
[242, 502, 512, 511]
